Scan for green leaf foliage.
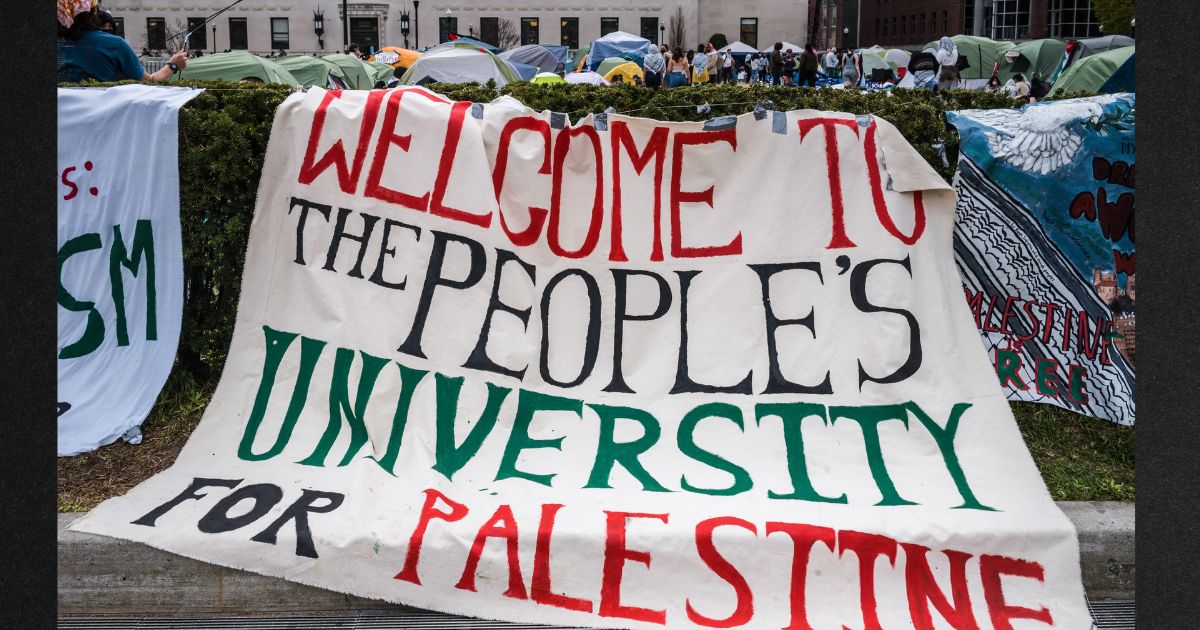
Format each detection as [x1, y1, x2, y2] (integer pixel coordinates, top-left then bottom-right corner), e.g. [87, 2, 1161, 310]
[60, 80, 1022, 380]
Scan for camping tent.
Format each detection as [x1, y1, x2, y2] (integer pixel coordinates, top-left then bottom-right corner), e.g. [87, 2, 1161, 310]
[884, 49, 911, 68]
[719, 41, 758, 55]
[507, 60, 540, 81]
[603, 62, 644, 84]
[369, 46, 422, 69]
[588, 31, 654, 71]
[532, 72, 566, 84]
[859, 51, 898, 82]
[541, 45, 571, 66]
[499, 45, 564, 74]
[570, 46, 590, 72]
[173, 51, 299, 86]
[763, 42, 803, 53]
[275, 55, 351, 89]
[1071, 35, 1134, 64]
[596, 56, 638, 77]
[1049, 46, 1135, 97]
[367, 60, 396, 84]
[1000, 38, 1067, 82]
[399, 44, 520, 86]
[564, 71, 609, 85]
[445, 35, 502, 54]
[923, 35, 1016, 80]
[321, 53, 377, 89]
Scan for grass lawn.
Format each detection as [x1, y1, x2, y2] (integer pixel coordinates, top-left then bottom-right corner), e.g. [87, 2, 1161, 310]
[58, 373, 1135, 512]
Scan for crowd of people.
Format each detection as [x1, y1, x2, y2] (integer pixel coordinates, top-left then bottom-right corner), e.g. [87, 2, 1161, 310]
[638, 41, 865, 90]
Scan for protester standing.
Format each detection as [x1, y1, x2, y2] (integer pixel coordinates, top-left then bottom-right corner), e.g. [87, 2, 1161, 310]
[840, 48, 860, 89]
[770, 43, 784, 86]
[798, 43, 820, 87]
[643, 45, 665, 88]
[824, 47, 839, 77]
[935, 36, 961, 91]
[667, 46, 690, 87]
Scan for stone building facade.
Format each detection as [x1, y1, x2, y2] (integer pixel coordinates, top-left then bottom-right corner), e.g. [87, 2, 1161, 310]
[103, 1, 808, 56]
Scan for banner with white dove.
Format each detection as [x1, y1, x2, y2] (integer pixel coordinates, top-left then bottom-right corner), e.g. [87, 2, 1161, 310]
[949, 94, 1136, 425]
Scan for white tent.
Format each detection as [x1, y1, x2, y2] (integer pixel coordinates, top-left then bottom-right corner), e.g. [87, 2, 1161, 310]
[564, 71, 610, 85]
[400, 44, 520, 86]
[719, 41, 758, 54]
[762, 41, 804, 53]
[884, 49, 911, 67]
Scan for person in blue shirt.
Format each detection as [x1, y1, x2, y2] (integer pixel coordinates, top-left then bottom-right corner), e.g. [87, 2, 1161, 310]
[57, 1, 188, 83]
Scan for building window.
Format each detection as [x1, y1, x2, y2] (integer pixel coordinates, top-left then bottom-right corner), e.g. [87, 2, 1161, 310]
[1048, 0, 1100, 38]
[963, 0, 974, 33]
[439, 16, 457, 43]
[112, 17, 125, 38]
[479, 17, 499, 46]
[641, 17, 658, 43]
[228, 17, 247, 50]
[270, 17, 289, 50]
[350, 17, 379, 50]
[146, 17, 166, 50]
[521, 17, 539, 45]
[600, 17, 619, 37]
[187, 17, 206, 50]
[740, 18, 758, 49]
[560, 18, 579, 49]
[991, 0, 1031, 39]
[944, 10, 949, 34]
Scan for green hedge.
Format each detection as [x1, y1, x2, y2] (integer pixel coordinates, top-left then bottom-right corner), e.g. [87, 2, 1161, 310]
[62, 80, 1026, 378]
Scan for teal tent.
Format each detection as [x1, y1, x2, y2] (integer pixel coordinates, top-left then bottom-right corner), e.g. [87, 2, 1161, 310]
[1049, 46, 1135, 97]
[173, 51, 299, 86]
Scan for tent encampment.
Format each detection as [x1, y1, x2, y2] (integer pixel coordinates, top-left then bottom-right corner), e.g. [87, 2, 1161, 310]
[445, 35, 502, 54]
[1000, 38, 1067, 82]
[499, 45, 564, 74]
[603, 62, 644, 84]
[321, 53, 377, 89]
[369, 46, 422, 69]
[923, 34, 1016, 80]
[564, 71, 609, 85]
[588, 31, 653, 71]
[173, 51, 299, 86]
[532, 72, 566, 84]
[275, 55, 351, 89]
[1049, 46, 1135, 97]
[399, 44, 520, 86]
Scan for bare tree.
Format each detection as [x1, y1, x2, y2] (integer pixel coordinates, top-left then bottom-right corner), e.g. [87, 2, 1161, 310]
[497, 18, 520, 50]
[164, 18, 190, 54]
[668, 7, 686, 50]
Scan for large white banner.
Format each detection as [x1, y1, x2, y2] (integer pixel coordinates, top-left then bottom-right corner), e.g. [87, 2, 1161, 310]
[57, 85, 202, 456]
[75, 87, 1091, 629]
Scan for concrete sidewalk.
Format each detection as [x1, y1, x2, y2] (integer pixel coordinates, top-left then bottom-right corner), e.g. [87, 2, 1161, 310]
[58, 502, 1134, 616]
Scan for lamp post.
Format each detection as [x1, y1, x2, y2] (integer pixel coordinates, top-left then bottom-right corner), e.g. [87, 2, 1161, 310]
[313, 9, 325, 50]
[211, 25, 216, 54]
[843, 26, 850, 49]
[659, 23, 664, 45]
[342, 0, 349, 51]
[400, 9, 411, 49]
[413, 1, 420, 49]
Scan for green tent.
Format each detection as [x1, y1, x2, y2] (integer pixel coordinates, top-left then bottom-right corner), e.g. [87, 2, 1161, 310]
[367, 60, 396, 84]
[173, 51, 299, 86]
[275, 55, 350, 89]
[924, 35, 1016, 80]
[532, 72, 566, 84]
[321, 53, 376, 89]
[570, 46, 590, 72]
[595, 56, 632, 77]
[858, 49, 898, 80]
[1000, 38, 1067, 82]
[1048, 46, 1135, 97]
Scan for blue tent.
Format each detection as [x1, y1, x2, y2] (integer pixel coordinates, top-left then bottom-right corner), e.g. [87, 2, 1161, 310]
[541, 45, 570, 66]
[588, 31, 653, 71]
[508, 60, 539, 81]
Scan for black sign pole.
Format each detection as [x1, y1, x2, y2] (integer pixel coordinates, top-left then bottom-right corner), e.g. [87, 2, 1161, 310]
[342, 0, 349, 51]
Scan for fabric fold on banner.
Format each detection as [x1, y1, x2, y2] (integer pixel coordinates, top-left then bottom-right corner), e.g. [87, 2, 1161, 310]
[57, 84, 202, 456]
[75, 86, 1091, 629]
[949, 94, 1135, 425]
